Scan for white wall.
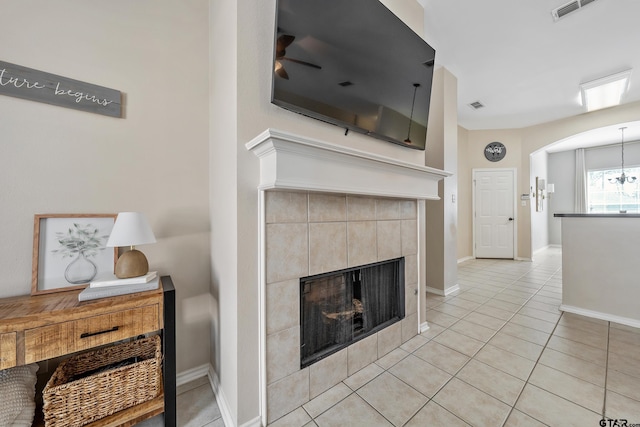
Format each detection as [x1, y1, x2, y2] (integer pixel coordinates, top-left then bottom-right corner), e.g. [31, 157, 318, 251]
[0, 0, 211, 375]
[547, 140, 640, 244]
[210, 0, 239, 422]
[530, 151, 548, 253]
[458, 128, 524, 258]
[213, 0, 434, 424]
[457, 100, 640, 261]
[587, 140, 640, 171]
[560, 216, 640, 326]
[519, 101, 640, 259]
[425, 68, 458, 293]
[457, 127, 472, 259]
[547, 150, 575, 244]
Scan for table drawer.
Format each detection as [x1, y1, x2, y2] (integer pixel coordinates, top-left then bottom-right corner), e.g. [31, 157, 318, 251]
[0, 332, 17, 369]
[24, 304, 159, 363]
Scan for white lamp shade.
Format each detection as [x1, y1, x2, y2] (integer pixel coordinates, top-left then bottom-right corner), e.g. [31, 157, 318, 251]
[106, 212, 157, 247]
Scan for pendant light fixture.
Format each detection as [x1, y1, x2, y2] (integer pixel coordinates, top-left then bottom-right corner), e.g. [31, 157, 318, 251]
[404, 83, 420, 144]
[609, 127, 637, 185]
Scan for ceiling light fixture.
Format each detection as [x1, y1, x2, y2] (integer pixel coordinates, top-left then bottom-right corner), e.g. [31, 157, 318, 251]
[609, 127, 636, 185]
[580, 70, 631, 112]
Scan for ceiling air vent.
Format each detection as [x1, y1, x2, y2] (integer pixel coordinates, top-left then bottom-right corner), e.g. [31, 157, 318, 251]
[468, 101, 484, 110]
[552, 0, 597, 21]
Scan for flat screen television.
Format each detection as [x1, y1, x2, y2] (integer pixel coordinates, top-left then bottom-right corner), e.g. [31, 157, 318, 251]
[271, 0, 436, 150]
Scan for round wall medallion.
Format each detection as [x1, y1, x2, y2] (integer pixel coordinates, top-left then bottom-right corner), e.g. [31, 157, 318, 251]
[484, 142, 506, 162]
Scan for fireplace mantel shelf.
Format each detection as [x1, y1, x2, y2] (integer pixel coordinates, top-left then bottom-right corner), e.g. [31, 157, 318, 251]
[246, 129, 451, 200]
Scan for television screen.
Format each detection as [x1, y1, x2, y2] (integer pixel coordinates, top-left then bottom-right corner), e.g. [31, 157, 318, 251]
[271, 0, 436, 150]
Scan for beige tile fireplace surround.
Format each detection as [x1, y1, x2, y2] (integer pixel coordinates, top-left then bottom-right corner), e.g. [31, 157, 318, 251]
[265, 191, 419, 422]
[247, 129, 449, 424]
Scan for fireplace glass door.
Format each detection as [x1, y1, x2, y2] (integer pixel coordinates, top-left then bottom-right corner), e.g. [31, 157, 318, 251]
[300, 258, 404, 368]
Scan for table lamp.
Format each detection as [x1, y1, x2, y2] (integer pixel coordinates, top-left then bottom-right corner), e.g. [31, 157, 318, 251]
[106, 212, 156, 278]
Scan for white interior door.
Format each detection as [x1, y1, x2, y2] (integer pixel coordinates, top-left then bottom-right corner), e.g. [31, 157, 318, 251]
[474, 169, 515, 259]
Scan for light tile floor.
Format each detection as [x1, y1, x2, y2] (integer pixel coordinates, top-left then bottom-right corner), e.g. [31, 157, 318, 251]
[136, 376, 225, 427]
[142, 247, 640, 426]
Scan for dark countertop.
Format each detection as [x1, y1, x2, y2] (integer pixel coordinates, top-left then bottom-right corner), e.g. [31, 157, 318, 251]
[554, 213, 640, 218]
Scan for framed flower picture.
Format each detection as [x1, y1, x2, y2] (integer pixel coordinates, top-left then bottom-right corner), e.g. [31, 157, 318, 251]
[31, 214, 117, 295]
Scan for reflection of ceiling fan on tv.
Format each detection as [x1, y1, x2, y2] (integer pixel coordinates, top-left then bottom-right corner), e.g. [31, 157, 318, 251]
[274, 34, 322, 80]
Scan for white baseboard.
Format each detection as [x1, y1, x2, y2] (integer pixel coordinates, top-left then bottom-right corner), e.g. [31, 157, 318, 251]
[425, 284, 460, 296]
[515, 257, 532, 262]
[239, 416, 262, 427]
[419, 322, 430, 333]
[533, 245, 550, 256]
[560, 304, 640, 329]
[446, 284, 461, 295]
[175, 365, 238, 426]
[425, 286, 444, 296]
[457, 256, 474, 264]
[176, 363, 210, 387]
[207, 365, 237, 427]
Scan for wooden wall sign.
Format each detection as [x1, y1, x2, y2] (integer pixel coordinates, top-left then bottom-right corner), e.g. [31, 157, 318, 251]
[0, 61, 122, 118]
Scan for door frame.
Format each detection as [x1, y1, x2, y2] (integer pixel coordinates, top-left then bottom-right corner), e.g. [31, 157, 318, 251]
[472, 168, 518, 259]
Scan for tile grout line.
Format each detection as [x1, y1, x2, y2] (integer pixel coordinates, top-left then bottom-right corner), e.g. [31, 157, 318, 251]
[423, 261, 562, 426]
[228, 251, 634, 427]
[500, 283, 564, 427]
[499, 264, 610, 425]
[297, 255, 562, 426]
[478, 265, 563, 426]
[342, 260, 537, 426]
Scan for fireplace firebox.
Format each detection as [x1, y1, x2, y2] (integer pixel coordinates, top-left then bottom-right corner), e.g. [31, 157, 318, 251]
[300, 258, 405, 368]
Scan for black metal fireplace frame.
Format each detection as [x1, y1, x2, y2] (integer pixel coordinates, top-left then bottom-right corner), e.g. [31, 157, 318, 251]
[299, 257, 405, 368]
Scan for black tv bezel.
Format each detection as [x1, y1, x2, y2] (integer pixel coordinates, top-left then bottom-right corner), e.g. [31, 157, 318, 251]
[270, 0, 435, 151]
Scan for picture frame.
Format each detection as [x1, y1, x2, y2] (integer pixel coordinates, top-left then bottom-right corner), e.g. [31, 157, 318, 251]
[32, 214, 117, 295]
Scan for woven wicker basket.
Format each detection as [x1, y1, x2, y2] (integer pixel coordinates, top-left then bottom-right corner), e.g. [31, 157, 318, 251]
[42, 335, 162, 427]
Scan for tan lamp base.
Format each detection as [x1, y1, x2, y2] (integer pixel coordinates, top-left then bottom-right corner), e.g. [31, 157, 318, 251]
[115, 249, 149, 279]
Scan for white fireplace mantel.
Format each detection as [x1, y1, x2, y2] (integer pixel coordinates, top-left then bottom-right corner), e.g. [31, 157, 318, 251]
[246, 129, 451, 200]
[246, 128, 450, 426]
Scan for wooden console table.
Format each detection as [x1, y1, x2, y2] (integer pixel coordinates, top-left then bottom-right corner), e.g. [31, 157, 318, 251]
[0, 275, 176, 427]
